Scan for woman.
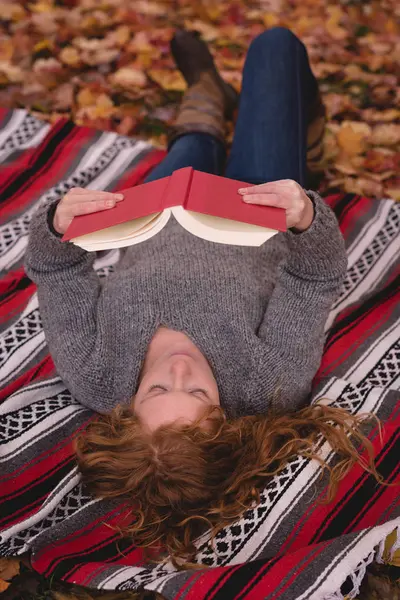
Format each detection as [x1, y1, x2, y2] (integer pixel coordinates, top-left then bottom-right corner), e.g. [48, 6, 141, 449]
[25, 28, 377, 565]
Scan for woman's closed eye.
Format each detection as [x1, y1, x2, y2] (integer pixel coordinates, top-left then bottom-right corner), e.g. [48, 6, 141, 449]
[147, 385, 209, 399]
[189, 388, 209, 399]
[148, 384, 168, 395]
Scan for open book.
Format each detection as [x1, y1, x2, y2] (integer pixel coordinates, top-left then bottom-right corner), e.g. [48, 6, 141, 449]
[63, 167, 287, 250]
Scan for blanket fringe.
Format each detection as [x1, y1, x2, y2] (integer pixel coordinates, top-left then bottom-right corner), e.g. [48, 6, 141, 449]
[323, 526, 400, 600]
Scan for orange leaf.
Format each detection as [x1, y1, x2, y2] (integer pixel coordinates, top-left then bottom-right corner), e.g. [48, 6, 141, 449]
[76, 88, 95, 108]
[337, 122, 371, 156]
[0, 557, 20, 581]
[0, 579, 10, 592]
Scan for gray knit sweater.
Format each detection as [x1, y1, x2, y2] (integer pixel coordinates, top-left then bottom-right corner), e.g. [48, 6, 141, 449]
[25, 190, 347, 418]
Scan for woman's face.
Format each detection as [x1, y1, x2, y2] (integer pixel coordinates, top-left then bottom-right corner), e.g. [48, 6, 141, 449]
[133, 329, 220, 431]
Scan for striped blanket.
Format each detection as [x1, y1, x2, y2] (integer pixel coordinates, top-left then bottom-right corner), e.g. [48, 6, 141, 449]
[0, 108, 399, 600]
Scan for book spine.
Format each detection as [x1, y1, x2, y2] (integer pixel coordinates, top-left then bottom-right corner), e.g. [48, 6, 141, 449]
[162, 167, 194, 209]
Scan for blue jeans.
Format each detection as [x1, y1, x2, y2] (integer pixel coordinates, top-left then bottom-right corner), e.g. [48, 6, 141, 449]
[145, 28, 319, 188]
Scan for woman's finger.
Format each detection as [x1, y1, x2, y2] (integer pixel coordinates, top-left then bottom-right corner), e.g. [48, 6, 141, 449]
[68, 198, 119, 216]
[66, 190, 124, 203]
[238, 179, 297, 196]
[241, 193, 285, 207]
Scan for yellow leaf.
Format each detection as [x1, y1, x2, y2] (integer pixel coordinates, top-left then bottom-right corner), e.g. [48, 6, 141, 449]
[59, 47, 81, 67]
[385, 188, 400, 202]
[325, 6, 347, 40]
[263, 13, 279, 28]
[29, 0, 54, 13]
[33, 39, 54, 53]
[77, 87, 96, 108]
[93, 93, 115, 119]
[148, 69, 186, 92]
[337, 122, 371, 156]
[112, 67, 147, 89]
[113, 25, 131, 47]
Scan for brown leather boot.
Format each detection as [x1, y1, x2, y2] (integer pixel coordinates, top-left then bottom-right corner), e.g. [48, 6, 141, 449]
[168, 29, 239, 147]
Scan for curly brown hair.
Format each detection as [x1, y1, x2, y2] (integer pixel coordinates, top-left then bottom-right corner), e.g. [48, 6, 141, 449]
[75, 403, 382, 568]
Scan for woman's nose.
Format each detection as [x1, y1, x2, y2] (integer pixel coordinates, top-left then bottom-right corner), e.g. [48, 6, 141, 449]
[169, 357, 191, 382]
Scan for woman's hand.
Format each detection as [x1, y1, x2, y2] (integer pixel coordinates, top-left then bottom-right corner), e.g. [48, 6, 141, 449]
[53, 187, 124, 235]
[238, 179, 314, 232]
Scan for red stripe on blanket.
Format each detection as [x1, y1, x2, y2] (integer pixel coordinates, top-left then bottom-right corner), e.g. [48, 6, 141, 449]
[32, 505, 144, 577]
[0, 268, 36, 324]
[276, 406, 400, 554]
[0, 122, 97, 219]
[112, 148, 166, 191]
[0, 355, 55, 403]
[316, 276, 399, 380]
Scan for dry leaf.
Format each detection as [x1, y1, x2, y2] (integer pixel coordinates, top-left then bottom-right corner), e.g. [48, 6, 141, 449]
[0, 2, 26, 21]
[148, 69, 186, 92]
[385, 187, 400, 201]
[0, 557, 20, 581]
[184, 19, 220, 41]
[262, 13, 279, 28]
[59, 46, 81, 67]
[0, 62, 25, 83]
[112, 67, 147, 88]
[370, 124, 400, 147]
[337, 122, 371, 156]
[325, 6, 347, 40]
[77, 87, 96, 107]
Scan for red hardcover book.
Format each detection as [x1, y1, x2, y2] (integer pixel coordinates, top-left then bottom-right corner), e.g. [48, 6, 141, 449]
[63, 167, 286, 249]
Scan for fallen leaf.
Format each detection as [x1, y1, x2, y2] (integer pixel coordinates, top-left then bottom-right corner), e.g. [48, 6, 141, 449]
[77, 87, 96, 107]
[52, 82, 75, 111]
[134, 1, 168, 16]
[262, 13, 280, 28]
[59, 46, 81, 67]
[0, 3, 26, 21]
[184, 19, 220, 41]
[0, 62, 25, 83]
[343, 176, 383, 197]
[0, 579, 10, 592]
[33, 57, 63, 75]
[148, 69, 186, 92]
[385, 187, 400, 201]
[0, 557, 20, 581]
[337, 122, 371, 156]
[112, 67, 147, 89]
[362, 108, 400, 122]
[325, 6, 347, 40]
[370, 124, 400, 147]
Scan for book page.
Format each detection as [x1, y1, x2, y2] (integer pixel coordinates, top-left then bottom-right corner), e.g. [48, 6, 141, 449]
[171, 206, 278, 247]
[71, 210, 171, 251]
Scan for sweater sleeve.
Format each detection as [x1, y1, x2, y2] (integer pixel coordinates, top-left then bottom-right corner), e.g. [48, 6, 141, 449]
[254, 191, 347, 413]
[24, 201, 116, 413]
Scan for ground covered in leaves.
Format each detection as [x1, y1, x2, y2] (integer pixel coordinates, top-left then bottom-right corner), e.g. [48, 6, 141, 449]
[1, 0, 399, 198]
